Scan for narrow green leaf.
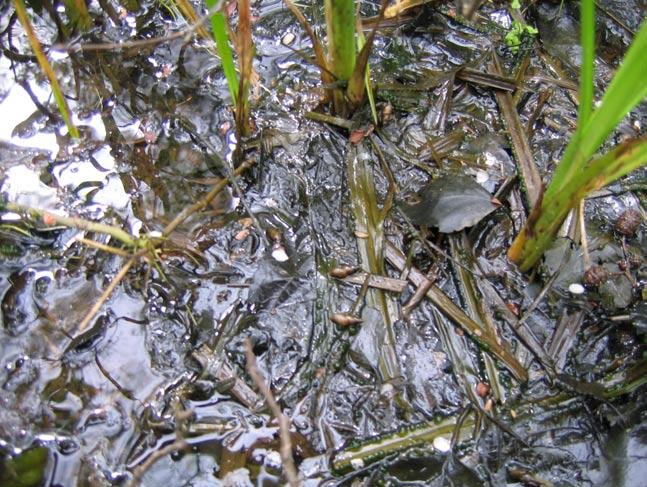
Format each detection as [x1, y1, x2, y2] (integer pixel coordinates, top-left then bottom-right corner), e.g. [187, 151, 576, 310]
[325, 0, 356, 81]
[551, 18, 647, 195]
[509, 136, 647, 271]
[206, 1, 239, 102]
[586, 136, 647, 189]
[579, 18, 647, 156]
[578, 0, 595, 126]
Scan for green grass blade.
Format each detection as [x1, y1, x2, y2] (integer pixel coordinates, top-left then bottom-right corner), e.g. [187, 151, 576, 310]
[551, 18, 647, 195]
[206, 1, 239, 103]
[586, 136, 647, 188]
[325, 0, 356, 82]
[579, 17, 647, 156]
[356, 21, 378, 124]
[509, 136, 647, 271]
[14, 0, 79, 139]
[578, 0, 595, 126]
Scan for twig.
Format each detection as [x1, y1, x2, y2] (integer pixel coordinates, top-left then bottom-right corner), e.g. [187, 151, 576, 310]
[340, 272, 407, 292]
[75, 253, 142, 335]
[3, 202, 138, 247]
[304, 110, 354, 130]
[162, 157, 255, 238]
[77, 237, 131, 256]
[244, 339, 300, 487]
[127, 439, 189, 487]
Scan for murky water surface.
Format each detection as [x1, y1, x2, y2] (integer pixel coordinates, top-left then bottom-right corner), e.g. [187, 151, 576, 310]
[1, 1, 646, 485]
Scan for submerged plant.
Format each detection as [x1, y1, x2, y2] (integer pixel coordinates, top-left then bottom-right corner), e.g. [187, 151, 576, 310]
[508, 0, 647, 271]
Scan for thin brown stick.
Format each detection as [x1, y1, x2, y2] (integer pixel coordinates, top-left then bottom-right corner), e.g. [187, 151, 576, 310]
[162, 157, 255, 237]
[77, 237, 131, 256]
[244, 339, 300, 487]
[4, 202, 138, 247]
[127, 439, 189, 487]
[75, 252, 142, 334]
[340, 272, 407, 292]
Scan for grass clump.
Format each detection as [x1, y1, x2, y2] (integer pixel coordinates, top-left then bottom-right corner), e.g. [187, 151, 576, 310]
[508, 0, 647, 271]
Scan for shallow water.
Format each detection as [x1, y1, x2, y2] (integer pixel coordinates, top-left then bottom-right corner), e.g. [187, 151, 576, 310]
[1, 1, 646, 485]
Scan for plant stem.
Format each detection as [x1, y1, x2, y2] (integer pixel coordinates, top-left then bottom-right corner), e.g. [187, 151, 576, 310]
[13, 0, 79, 138]
[3, 202, 138, 247]
[325, 0, 355, 114]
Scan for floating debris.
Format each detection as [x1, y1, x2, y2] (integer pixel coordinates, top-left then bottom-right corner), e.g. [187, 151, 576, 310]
[271, 243, 289, 262]
[432, 436, 451, 453]
[400, 174, 499, 233]
[329, 266, 359, 278]
[330, 313, 363, 327]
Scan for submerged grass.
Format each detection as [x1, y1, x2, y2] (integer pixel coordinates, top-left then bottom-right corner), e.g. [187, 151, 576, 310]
[13, 0, 79, 138]
[509, 1, 647, 270]
[347, 145, 404, 394]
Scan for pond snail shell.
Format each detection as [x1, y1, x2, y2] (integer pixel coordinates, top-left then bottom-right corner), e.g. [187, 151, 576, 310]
[614, 209, 642, 236]
[583, 265, 609, 287]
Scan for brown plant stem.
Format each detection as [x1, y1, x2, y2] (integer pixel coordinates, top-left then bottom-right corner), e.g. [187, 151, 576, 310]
[244, 339, 300, 487]
[3, 202, 139, 247]
[162, 157, 256, 237]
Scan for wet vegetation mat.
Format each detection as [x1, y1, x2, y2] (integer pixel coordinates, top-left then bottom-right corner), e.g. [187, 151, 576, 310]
[0, 0, 646, 485]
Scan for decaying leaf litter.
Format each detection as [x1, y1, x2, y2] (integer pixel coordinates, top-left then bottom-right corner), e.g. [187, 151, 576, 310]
[0, 1, 646, 485]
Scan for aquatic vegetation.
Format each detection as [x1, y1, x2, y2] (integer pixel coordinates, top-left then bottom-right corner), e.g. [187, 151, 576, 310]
[508, 0, 647, 271]
[1, 1, 646, 485]
[13, 0, 79, 138]
[0, 446, 47, 487]
[505, 0, 538, 53]
[325, 0, 355, 113]
[285, 0, 386, 116]
[175, 0, 253, 138]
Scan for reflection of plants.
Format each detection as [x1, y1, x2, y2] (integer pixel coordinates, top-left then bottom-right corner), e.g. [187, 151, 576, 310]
[13, 0, 80, 138]
[508, 0, 647, 271]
